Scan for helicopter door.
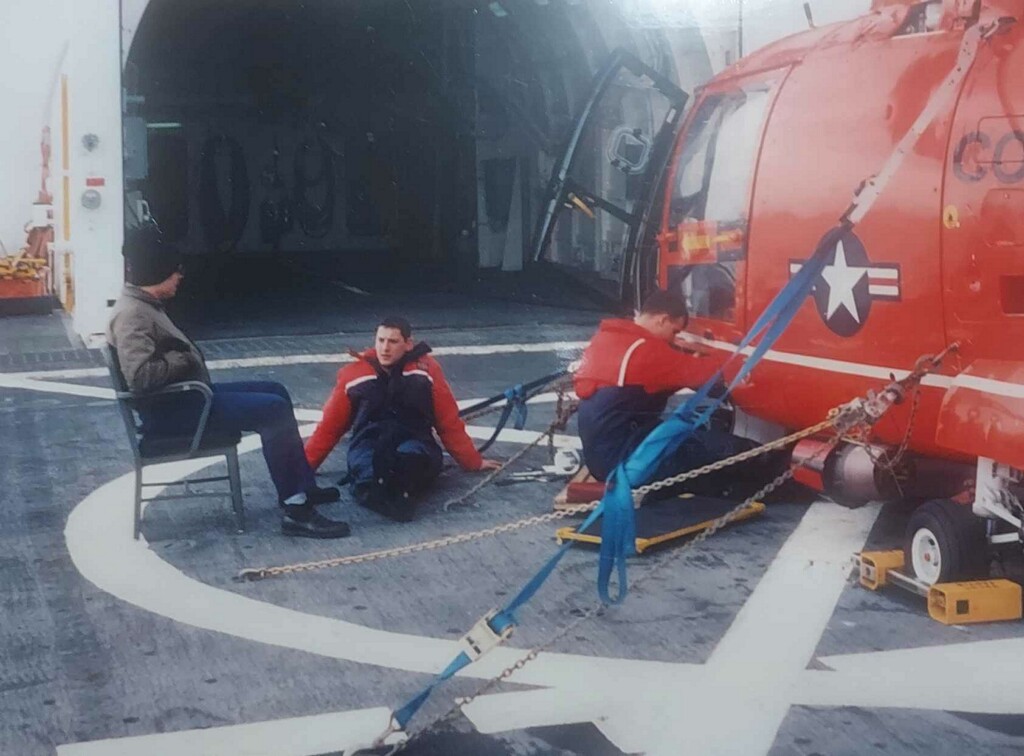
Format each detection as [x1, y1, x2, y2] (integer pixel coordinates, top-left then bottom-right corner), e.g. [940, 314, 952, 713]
[656, 73, 782, 333]
[531, 49, 688, 304]
[941, 31, 1024, 363]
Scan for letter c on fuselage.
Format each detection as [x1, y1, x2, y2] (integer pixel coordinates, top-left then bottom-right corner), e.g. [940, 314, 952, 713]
[953, 130, 990, 182]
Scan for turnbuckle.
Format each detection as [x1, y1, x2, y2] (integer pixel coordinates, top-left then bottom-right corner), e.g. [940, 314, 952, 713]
[459, 609, 514, 661]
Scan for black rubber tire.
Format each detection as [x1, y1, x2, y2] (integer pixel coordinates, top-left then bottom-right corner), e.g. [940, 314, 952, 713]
[903, 498, 989, 584]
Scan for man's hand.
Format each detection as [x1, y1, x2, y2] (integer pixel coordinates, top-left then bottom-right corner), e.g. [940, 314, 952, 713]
[479, 458, 503, 471]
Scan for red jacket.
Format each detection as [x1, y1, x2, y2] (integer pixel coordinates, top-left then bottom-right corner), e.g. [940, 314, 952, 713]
[305, 345, 482, 471]
[573, 319, 718, 479]
[573, 319, 717, 399]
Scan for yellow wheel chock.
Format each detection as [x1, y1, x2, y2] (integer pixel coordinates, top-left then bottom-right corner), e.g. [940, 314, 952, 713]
[855, 550, 1022, 625]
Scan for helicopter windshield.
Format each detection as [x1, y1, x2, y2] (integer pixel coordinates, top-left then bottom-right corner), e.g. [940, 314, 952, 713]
[666, 82, 774, 321]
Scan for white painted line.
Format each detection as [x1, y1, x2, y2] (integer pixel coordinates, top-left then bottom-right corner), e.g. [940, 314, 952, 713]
[332, 280, 372, 296]
[0, 373, 114, 400]
[64, 438, 684, 693]
[806, 639, 1024, 713]
[868, 268, 899, 280]
[465, 502, 884, 756]
[953, 373, 1024, 400]
[678, 333, 954, 389]
[57, 707, 400, 756]
[10, 340, 589, 380]
[294, 407, 584, 451]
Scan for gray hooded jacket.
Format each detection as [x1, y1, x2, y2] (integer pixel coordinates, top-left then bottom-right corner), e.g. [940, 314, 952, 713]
[106, 285, 210, 393]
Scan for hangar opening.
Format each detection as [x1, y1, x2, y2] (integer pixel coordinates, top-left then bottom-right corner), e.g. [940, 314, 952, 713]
[123, 0, 713, 334]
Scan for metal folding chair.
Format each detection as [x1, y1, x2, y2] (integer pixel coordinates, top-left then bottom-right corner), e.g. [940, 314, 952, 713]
[102, 344, 245, 538]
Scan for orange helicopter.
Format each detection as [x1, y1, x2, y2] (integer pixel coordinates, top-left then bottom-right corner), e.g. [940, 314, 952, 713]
[535, 0, 1024, 585]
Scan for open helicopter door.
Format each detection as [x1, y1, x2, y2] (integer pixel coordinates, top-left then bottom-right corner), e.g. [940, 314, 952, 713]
[531, 49, 687, 306]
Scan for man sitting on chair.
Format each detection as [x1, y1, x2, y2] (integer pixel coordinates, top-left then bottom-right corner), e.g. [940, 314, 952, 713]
[305, 317, 501, 522]
[106, 231, 350, 539]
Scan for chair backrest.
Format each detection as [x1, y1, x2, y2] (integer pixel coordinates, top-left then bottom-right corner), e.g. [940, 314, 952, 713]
[101, 344, 143, 457]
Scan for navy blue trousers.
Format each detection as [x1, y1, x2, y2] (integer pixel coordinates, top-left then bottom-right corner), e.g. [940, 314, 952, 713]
[347, 437, 443, 496]
[646, 427, 779, 500]
[142, 381, 316, 501]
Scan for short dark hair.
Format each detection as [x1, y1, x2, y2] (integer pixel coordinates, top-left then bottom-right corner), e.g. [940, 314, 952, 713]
[378, 316, 412, 339]
[640, 287, 688, 323]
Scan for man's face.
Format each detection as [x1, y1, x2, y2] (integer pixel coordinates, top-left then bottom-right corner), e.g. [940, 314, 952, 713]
[375, 326, 412, 366]
[641, 313, 687, 342]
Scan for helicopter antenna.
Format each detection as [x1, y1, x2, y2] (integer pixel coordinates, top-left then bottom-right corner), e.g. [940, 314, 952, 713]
[737, 0, 744, 57]
[804, 2, 816, 29]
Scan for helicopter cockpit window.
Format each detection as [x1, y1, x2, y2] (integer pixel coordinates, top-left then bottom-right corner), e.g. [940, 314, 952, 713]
[667, 82, 773, 321]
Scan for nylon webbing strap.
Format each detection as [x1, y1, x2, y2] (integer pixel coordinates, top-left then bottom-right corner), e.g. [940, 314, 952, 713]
[393, 652, 472, 728]
[390, 504, 605, 728]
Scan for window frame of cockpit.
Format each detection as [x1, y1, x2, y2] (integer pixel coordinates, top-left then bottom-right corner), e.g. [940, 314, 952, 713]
[658, 69, 787, 336]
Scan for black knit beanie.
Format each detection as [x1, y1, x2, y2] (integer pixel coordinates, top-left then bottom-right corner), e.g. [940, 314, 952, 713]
[123, 227, 182, 287]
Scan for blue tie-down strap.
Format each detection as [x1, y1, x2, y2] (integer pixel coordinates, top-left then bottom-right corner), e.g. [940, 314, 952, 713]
[390, 503, 606, 730]
[393, 651, 472, 729]
[510, 385, 529, 430]
[475, 385, 530, 454]
[594, 225, 842, 603]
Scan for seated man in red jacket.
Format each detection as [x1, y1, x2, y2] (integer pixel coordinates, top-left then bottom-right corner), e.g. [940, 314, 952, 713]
[305, 317, 501, 521]
[574, 288, 771, 499]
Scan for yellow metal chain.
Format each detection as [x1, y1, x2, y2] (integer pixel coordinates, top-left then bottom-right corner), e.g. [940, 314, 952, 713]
[239, 405, 842, 582]
[238, 503, 595, 581]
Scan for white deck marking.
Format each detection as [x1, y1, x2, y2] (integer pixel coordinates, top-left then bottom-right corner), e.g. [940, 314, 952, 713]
[56, 707, 400, 756]
[464, 503, 884, 755]
[810, 639, 1024, 713]
[9, 340, 588, 380]
[0, 373, 114, 399]
[11, 375, 1016, 754]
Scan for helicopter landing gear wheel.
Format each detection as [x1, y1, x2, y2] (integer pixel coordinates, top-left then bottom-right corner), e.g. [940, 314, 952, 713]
[903, 499, 989, 585]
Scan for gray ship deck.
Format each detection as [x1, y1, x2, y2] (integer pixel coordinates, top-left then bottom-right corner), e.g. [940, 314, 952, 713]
[2, 303, 1024, 756]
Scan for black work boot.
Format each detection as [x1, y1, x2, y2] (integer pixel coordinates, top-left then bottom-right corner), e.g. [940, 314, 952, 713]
[281, 504, 351, 539]
[385, 489, 416, 523]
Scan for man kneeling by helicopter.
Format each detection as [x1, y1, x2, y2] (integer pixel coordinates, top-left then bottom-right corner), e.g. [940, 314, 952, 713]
[304, 317, 501, 521]
[574, 288, 783, 500]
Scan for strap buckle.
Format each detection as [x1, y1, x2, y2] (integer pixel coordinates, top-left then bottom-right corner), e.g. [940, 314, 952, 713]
[459, 609, 514, 661]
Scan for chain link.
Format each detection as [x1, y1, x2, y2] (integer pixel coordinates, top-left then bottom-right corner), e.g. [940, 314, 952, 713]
[442, 393, 578, 513]
[238, 502, 595, 581]
[239, 401, 856, 581]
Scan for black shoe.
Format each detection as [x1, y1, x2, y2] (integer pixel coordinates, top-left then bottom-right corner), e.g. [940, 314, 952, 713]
[354, 480, 414, 523]
[281, 506, 351, 539]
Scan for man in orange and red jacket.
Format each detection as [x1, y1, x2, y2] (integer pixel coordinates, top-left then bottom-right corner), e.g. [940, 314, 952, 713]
[305, 317, 500, 521]
[574, 288, 770, 498]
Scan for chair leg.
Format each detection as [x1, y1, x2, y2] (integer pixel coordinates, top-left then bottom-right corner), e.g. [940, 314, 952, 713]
[226, 448, 245, 533]
[133, 464, 143, 540]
